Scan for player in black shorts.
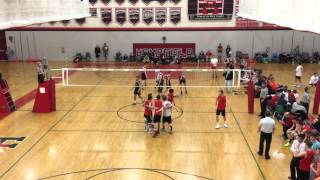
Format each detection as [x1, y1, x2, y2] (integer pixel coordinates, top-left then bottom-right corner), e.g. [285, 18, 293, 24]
[157, 75, 164, 95]
[165, 72, 172, 91]
[179, 74, 187, 95]
[140, 65, 148, 88]
[132, 75, 144, 105]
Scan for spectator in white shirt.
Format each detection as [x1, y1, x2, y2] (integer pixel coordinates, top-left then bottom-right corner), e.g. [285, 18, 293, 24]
[257, 111, 275, 160]
[309, 72, 319, 87]
[295, 63, 303, 87]
[289, 134, 306, 180]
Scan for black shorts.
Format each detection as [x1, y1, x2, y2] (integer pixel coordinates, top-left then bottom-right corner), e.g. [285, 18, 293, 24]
[153, 115, 162, 123]
[141, 73, 147, 80]
[162, 116, 172, 123]
[179, 80, 186, 85]
[216, 110, 226, 116]
[144, 115, 152, 123]
[134, 90, 141, 96]
[295, 76, 301, 80]
[158, 86, 163, 93]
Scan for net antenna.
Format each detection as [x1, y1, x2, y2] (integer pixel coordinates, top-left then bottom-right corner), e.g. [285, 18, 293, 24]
[51, 67, 254, 89]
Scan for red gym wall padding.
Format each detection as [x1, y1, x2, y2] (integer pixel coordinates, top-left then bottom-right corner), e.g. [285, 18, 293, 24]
[313, 81, 320, 114]
[248, 80, 254, 114]
[33, 79, 56, 113]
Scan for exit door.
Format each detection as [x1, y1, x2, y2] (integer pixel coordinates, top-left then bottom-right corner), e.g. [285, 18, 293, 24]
[0, 31, 8, 60]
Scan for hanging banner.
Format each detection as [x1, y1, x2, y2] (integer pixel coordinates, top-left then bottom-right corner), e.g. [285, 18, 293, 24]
[142, 0, 151, 5]
[129, 0, 138, 4]
[115, 8, 126, 24]
[170, 7, 181, 24]
[61, 20, 70, 25]
[115, 0, 125, 5]
[101, 8, 112, 24]
[171, 0, 181, 4]
[89, 0, 97, 5]
[128, 8, 140, 25]
[155, 8, 167, 25]
[142, 8, 154, 24]
[158, 0, 167, 4]
[75, 18, 86, 25]
[101, 0, 111, 4]
[89, 8, 98, 17]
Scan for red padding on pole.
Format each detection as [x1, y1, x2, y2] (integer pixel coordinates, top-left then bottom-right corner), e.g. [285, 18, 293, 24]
[313, 81, 320, 114]
[248, 80, 254, 114]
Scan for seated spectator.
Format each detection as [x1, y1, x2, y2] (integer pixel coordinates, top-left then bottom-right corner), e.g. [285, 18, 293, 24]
[129, 53, 135, 62]
[310, 147, 320, 179]
[288, 90, 296, 104]
[312, 116, 320, 132]
[291, 102, 308, 120]
[310, 131, 320, 150]
[309, 72, 319, 87]
[281, 86, 289, 102]
[279, 112, 295, 139]
[293, 89, 299, 101]
[285, 120, 303, 146]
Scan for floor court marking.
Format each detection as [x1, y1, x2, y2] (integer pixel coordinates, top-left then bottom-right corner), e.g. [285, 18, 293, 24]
[37, 168, 213, 180]
[0, 81, 101, 179]
[229, 104, 266, 180]
[50, 129, 240, 134]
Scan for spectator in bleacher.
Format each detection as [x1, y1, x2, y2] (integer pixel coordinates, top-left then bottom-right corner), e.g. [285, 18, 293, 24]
[102, 43, 109, 60]
[282, 86, 289, 102]
[285, 121, 303, 147]
[310, 147, 320, 180]
[310, 132, 320, 150]
[94, 45, 101, 59]
[279, 112, 294, 140]
[295, 140, 314, 180]
[293, 89, 299, 101]
[217, 43, 223, 61]
[301, 87, 310, 114]
[288, 90, 297, 104]
[309, 72, 319, 87]
[291, 102, 307, 120]
[226, 45, 231, 58]
[289, 134, 306, 180]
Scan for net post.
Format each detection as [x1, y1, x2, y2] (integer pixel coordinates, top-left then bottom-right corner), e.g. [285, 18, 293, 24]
[237, 69, 241, 87]
[62, 68, 65, 86]
[66, 68, 69, 86]
[232, 69, 235, 87]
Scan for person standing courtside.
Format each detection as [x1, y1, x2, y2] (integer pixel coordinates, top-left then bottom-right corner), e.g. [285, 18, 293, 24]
[102, 43, 109, 60]
[295, 62, 303, 87]
[300, 87, 310, 114]
[257, 111, 275, 160]
[215, 90, 228, 129]
[259, 82, 269, 117]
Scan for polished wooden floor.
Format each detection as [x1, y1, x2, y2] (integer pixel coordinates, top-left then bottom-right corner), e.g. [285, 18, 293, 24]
[0, 61, 319, 180]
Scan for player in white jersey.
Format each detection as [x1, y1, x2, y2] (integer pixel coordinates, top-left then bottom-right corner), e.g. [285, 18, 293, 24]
[295, 62, 303, 87]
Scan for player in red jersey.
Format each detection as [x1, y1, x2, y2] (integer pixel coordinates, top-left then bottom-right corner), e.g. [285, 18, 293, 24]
[153, 95, 163, 137]
[144, 94, 154, 133]
[168, 88, 175, 105]
[216, 90, 227, 129]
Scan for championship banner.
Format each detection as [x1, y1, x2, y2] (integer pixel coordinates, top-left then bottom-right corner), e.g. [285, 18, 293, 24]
[75, 18, 86, 25]
[133, 43, 196, 59]
[188, 0, 233, 20]
[89, 0, 97, 5]
[101, 0, 110, 5]
[101, 8, 112, 24]
[158, 0, 167, 4]
[89, 8, 98, 17]
[142, 0, 150, 4]
[115, 0, 125, 5]
[155, 8, 167, 25]
[115, 8, 126, 24]
[129, 8, 140, 25]
[129, 0, 138, 4]
[170, 7, 181, 24]
[142, 8, 154, 24]
[172, 0, 181, 4]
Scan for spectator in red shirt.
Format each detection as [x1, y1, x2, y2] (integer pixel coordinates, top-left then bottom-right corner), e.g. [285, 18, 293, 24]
[279, 112, 294, 140]
[144, 94, 153, 133]
[167, 89, 175, 105]
[295, 140, 314, 180]
[153, 95, 163, 135]
[216, 90, 227, 129]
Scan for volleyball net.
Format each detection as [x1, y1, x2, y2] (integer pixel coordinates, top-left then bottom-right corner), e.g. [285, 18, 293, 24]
[50, 67, 254, 88]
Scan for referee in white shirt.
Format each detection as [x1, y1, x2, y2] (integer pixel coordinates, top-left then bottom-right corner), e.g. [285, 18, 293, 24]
[257, 111, 275, 160]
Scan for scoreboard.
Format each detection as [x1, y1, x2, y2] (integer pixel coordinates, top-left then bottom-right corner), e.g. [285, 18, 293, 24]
[188, 0, 234, 20]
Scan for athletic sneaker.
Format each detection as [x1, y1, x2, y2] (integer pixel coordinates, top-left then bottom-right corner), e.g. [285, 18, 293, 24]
[215, 124, 220, 129]
[224, 123, 228, 128]
[284, 140, 291, 147]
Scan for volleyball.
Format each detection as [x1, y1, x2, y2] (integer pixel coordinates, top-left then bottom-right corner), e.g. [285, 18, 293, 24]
[211, 58, 218, 65]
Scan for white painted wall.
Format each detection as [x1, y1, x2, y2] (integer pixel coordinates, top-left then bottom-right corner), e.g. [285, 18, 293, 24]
[5, 30, 320, 61]
[30, 0, 236, 28]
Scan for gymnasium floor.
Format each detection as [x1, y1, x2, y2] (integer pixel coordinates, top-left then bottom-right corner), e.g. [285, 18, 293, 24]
[0, 61, 319, 180]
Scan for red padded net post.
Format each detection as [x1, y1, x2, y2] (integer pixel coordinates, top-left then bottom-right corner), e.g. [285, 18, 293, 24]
[248, 80, 254, 114]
